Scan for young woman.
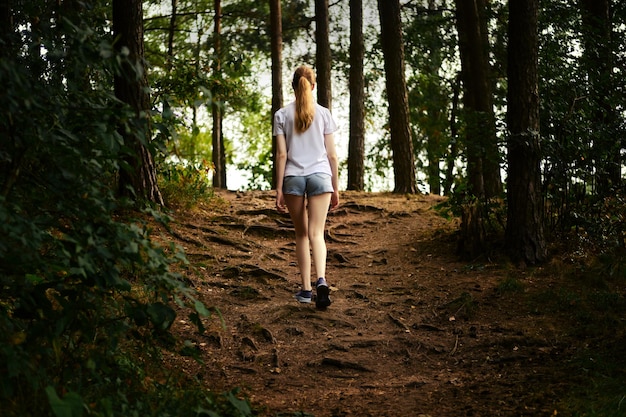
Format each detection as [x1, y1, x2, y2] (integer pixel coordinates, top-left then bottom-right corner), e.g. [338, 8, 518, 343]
[273, 65, 339, 309]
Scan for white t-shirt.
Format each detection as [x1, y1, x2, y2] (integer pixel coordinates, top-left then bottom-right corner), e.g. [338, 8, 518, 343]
[273, 102, 338, 177]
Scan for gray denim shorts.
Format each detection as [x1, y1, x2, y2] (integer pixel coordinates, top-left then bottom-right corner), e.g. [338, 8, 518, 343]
[283, 173, 334, 197]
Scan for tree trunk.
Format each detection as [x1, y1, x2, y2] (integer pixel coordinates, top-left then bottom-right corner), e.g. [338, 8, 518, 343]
[212, 0, 226, 189]
[424, 0, 445, 196]
[315, 0, 332, 110]
[0, 0, 13, 59]
[113, 0, 163, 205]
[580, 0, 620, 195]
[347, 0, 365, 191]
[454, 0, 501, 199]
[0, 0, 10, 43]
[167, 0, 177, 69]
[444, 75, 461, 196]
[377, 0, 417, 194]
[270, 0, 283, 190]
[505, 0, 546, 265]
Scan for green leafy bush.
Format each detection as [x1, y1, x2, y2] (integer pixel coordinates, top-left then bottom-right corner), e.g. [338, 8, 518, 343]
[0, 6, 250, 417]
[159, 161, 215, 209]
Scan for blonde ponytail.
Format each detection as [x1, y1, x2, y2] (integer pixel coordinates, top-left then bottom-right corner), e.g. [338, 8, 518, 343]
[292, 66, 316, 133]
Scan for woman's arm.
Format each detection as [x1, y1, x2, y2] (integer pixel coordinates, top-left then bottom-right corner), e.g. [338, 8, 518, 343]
[324, 133, 340, 210]
[275, 134, 288, 213]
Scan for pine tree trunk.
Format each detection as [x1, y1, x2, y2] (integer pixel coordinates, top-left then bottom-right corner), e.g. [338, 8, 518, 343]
[347, 0, 365, 191]
[315, 0, 332, 110]
[454, 0, 501, 199]
[212, 0, 226, 189]
[270, 0, 283, 190]
[580, 0, 620, 195]
[378, 0, 417, 194]
[113, 0, 163, 205]
[505, 0, 546, 265]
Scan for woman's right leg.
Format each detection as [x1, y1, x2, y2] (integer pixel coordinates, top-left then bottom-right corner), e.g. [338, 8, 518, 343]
[284, 194, 311, 291]
[306, 192, 332, 280]
[307, 192, 332, 309]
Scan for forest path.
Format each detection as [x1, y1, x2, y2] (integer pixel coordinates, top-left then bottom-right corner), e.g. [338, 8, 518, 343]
[161, 190, 569, 417]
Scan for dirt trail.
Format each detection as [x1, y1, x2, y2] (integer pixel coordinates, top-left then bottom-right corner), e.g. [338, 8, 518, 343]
[162, 190, 569, 417]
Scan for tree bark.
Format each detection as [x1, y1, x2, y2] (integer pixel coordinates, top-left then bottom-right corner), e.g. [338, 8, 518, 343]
[347, 0, 365, 191]
[454, 0, 501, 199]
[424, 0, 445, 196]
[315, 0, 332, 110]
[580, 0, 620, 195]
[167, 0, 177, 69]
[0, 0, 12, 54]
[505, 0, 546, 265]
[270, 0, 283, 190]
[212, 0, 227, 189]
[378, 0, 417, 194]
[113, 0, 163, 205]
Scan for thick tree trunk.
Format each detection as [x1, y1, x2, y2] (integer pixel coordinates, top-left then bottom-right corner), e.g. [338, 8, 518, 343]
[212, 0, 226, 189]
[113, 0, 163, 205]
[505, 0, 546, 265]
[347, 0, 365, 191]
[270, 0, 283, 189]
[454, 0, 501, 199]
[378, 0, 417, 194]
[315, 0, 332, 110]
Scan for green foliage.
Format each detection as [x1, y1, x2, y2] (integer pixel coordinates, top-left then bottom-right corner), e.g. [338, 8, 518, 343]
[233, 109, 273, 190]
[159, 160, 215, 209]
[0, 3, 251, 416]
[526, 254, 626, 417]
[496, 277, 524, 294]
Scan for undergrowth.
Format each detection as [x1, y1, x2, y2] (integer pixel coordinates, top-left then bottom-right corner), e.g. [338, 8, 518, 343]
[528, 252, 626, 417]
[0, 13, 253, 416]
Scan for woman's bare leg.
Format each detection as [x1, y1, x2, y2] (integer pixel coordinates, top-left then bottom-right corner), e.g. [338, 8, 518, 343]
[284, 194, 312, 290]
[306, 193, 332, 280]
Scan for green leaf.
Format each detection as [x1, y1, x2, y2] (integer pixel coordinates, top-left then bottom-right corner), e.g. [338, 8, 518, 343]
[146, 302, 176, 331]
[194, 299, 211, 317]
[225, 390, 252, 416]
[45, 386, 84, 417]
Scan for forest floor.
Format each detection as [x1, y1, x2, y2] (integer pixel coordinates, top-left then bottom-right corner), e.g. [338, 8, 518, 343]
[156, 190, 625, 417]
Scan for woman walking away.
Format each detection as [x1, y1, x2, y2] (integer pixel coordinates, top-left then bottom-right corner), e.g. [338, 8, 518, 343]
[273, 65, 339, 310]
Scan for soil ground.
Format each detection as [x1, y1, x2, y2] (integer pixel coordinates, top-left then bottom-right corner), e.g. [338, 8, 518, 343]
[159, 190, 584, 417]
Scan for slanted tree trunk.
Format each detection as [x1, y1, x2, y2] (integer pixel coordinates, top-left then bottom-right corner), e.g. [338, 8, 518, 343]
[270, 0, 283, 189]
[113, 0, 163, 205]
[315, 0, 332, 110]
[505, 0, 546, 265]
[378, 0, 417, 194]
[347, 0, 365, 191]
[212, 0, 226, 189]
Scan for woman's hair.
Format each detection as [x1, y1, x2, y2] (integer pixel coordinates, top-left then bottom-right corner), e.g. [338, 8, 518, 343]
[292, 65, 316, 133]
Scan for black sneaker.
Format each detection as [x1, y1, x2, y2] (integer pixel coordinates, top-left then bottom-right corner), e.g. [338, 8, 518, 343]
[294, 290, 312, 303]
[315, 278, 331, 309]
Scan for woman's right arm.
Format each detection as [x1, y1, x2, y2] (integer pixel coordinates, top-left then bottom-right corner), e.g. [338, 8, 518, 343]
[275, 134, 288, 213]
